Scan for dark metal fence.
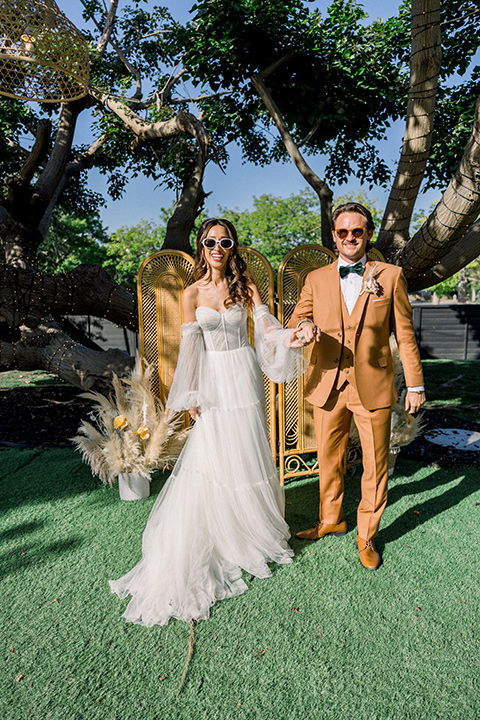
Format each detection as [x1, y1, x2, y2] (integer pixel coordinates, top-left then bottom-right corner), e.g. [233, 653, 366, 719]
[411, 303, 480, 360]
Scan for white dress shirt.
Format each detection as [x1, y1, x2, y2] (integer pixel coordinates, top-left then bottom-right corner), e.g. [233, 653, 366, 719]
[338, 255, 366, 315]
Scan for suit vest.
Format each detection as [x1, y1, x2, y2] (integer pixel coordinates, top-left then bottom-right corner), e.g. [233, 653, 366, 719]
[333, 286, 365, 391]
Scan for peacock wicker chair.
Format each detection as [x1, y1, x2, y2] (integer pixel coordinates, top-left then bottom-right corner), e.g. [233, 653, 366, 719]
[0, 0, 89, 103]
[277, 244, 337, 484]
[137, 247, 277, 454]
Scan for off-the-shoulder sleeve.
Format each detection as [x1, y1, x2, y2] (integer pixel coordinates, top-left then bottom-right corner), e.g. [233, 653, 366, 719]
[253, 304, 307, 383]
[166, 321, 206, 411]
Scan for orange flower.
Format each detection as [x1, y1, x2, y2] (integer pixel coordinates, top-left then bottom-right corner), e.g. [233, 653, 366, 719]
[114, 415, 129, 430]
[134, 426, 150, 440]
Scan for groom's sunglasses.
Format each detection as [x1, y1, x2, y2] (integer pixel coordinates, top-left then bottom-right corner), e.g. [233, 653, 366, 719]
[334, 227, 366, 240]
[202, 237, 235, 250]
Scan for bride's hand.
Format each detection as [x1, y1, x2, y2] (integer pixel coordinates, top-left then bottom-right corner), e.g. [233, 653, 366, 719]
[188, 406, 201, 420]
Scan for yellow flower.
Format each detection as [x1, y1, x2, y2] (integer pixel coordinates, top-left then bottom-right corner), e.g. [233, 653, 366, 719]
[114, 415, 129, 430]
[134, 426, 150, 440]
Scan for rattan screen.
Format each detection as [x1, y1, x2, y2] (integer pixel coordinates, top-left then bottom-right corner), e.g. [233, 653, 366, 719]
[137, 247, 277, 455]
[277, 245, 337, 483]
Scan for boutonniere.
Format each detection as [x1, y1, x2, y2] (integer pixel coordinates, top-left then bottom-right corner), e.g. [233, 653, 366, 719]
[359, 263, 382, 297]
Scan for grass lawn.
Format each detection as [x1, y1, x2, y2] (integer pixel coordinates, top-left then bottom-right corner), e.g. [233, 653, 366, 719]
[0, 370, 64, 389]
[1, 447, 479, 720]
[422, 359, 480, 422]
[1, 361, 479, 719]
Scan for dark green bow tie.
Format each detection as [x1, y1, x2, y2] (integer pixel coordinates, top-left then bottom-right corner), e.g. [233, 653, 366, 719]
[339, 261, 364, 279]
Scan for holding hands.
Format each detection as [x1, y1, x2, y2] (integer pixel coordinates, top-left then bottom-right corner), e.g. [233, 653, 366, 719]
[290, 320, 321, 348]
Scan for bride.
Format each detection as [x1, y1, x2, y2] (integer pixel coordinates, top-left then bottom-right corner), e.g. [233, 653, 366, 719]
[109, 218, 308, 626]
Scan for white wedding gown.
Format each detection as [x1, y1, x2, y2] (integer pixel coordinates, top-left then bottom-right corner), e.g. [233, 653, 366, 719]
[109, 303, 306, 626]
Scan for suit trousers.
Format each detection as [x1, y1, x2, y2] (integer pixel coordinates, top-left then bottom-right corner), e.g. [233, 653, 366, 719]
[313, 381, 392, 540]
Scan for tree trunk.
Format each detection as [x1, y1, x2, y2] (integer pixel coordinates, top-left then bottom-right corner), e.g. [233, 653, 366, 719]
[0, 317, 134, 393]
[0, 263, 137, 330]
[376, 0, 442, 259]
[408, 217, 480, 292]
[162, 150, 207, 253]
[397, 96, 480, 284]
[251, 73, 334, 248]
[457, 267, 467, 303]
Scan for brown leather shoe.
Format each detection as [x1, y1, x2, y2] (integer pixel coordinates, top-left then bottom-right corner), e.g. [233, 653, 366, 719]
[295, 520, 347, 540]
[355, 535, 381, 570]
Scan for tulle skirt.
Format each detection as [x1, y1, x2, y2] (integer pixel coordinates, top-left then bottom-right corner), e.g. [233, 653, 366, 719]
[109, 346, 293, 626]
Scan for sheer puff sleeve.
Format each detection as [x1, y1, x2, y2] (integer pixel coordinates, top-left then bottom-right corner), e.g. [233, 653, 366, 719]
[166, 321, 206, 412]
[253, 304, 307, 383]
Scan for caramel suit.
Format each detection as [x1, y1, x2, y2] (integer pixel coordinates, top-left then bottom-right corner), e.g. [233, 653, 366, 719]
[289, 260, 424, 539]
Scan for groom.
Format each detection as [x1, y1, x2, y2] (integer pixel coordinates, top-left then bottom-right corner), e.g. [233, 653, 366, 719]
[290, 202, 425, 569]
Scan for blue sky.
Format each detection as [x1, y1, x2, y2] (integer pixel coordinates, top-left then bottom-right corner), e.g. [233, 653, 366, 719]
[55, 0, 443, 232]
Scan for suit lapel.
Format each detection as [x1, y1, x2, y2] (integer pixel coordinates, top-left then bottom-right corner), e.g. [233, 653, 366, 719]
[328, 261, 343, 328]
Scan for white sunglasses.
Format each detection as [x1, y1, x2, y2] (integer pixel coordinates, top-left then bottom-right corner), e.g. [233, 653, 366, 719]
[201, 237, 234, 250]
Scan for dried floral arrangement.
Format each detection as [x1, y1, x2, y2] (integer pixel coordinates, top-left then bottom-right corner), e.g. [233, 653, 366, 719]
[72, 357, 190, 486]
[349, 335, 425, 451]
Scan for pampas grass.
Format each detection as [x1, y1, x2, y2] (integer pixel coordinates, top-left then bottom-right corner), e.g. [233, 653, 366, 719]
[72, 356, 190, 486]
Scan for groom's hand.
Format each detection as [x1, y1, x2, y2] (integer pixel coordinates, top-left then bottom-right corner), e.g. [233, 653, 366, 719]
[404, 391, 426, 414]
[293, 321, 321, 346]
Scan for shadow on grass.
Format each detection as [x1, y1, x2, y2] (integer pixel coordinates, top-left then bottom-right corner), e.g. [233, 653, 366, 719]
[0, 536, 84, 580]
[0, 447, 100, 512]
[0, 519, 45, 541]
[284, 459, 478, 551]
[380, 462, 478, 545]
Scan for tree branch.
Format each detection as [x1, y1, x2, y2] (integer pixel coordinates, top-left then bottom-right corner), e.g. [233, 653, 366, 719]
[377, 0, 442, 258]
[96, 0, 119, 55]
[396, 95, 480, 280]
[162, 150, 207, 252]
[0, 264, 138, 330]
[259, 53, 297, 80]
[33, 101, 86, 207]
[0, 318, 134, 392]
[407, 217, 480, 292]
[14, 120, 51, 187]
[91, 90, 210, 155]
[250, 72, 333, 246]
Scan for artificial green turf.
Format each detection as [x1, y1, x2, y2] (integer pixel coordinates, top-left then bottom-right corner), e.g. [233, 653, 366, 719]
[0, 370, 63, 389]
[1, 446, 479, 720]
[421, 359, 480, 422]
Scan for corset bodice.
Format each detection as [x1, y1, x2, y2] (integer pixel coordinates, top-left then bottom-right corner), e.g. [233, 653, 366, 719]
[195, 303, 249, 352]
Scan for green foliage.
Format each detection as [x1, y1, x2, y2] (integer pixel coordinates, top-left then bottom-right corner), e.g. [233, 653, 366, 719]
[103, 219, 167, 290]
[433, 261, 480, 299]
[183, 0, 409, 188]
[215, 188, 381, 271]
[423, 1, 480, 189]
[0, 99, 39, 185]
[218, 190, 323, 271]
[38, 211, 109, 274]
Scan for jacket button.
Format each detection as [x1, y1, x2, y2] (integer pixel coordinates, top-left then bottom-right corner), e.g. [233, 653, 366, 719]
[346, 325, 352, 330]
[334, 358, 339, 363]
[345, 370, 349, 374]
[346, 355, 350, 359]
[337, 332, 342, 337]
[346, 340, 351, 345]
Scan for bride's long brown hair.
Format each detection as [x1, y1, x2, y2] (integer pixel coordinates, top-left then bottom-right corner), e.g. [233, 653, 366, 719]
[194, 218, 254, 309]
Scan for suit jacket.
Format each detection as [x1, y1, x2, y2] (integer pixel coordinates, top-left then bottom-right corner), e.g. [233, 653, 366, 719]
[289, 260, 424, 411]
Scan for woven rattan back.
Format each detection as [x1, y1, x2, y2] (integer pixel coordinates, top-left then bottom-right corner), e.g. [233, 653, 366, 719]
[277, 245, 337, 483]
[137, 250, 195, 403]
[240, 247, 276, 456]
